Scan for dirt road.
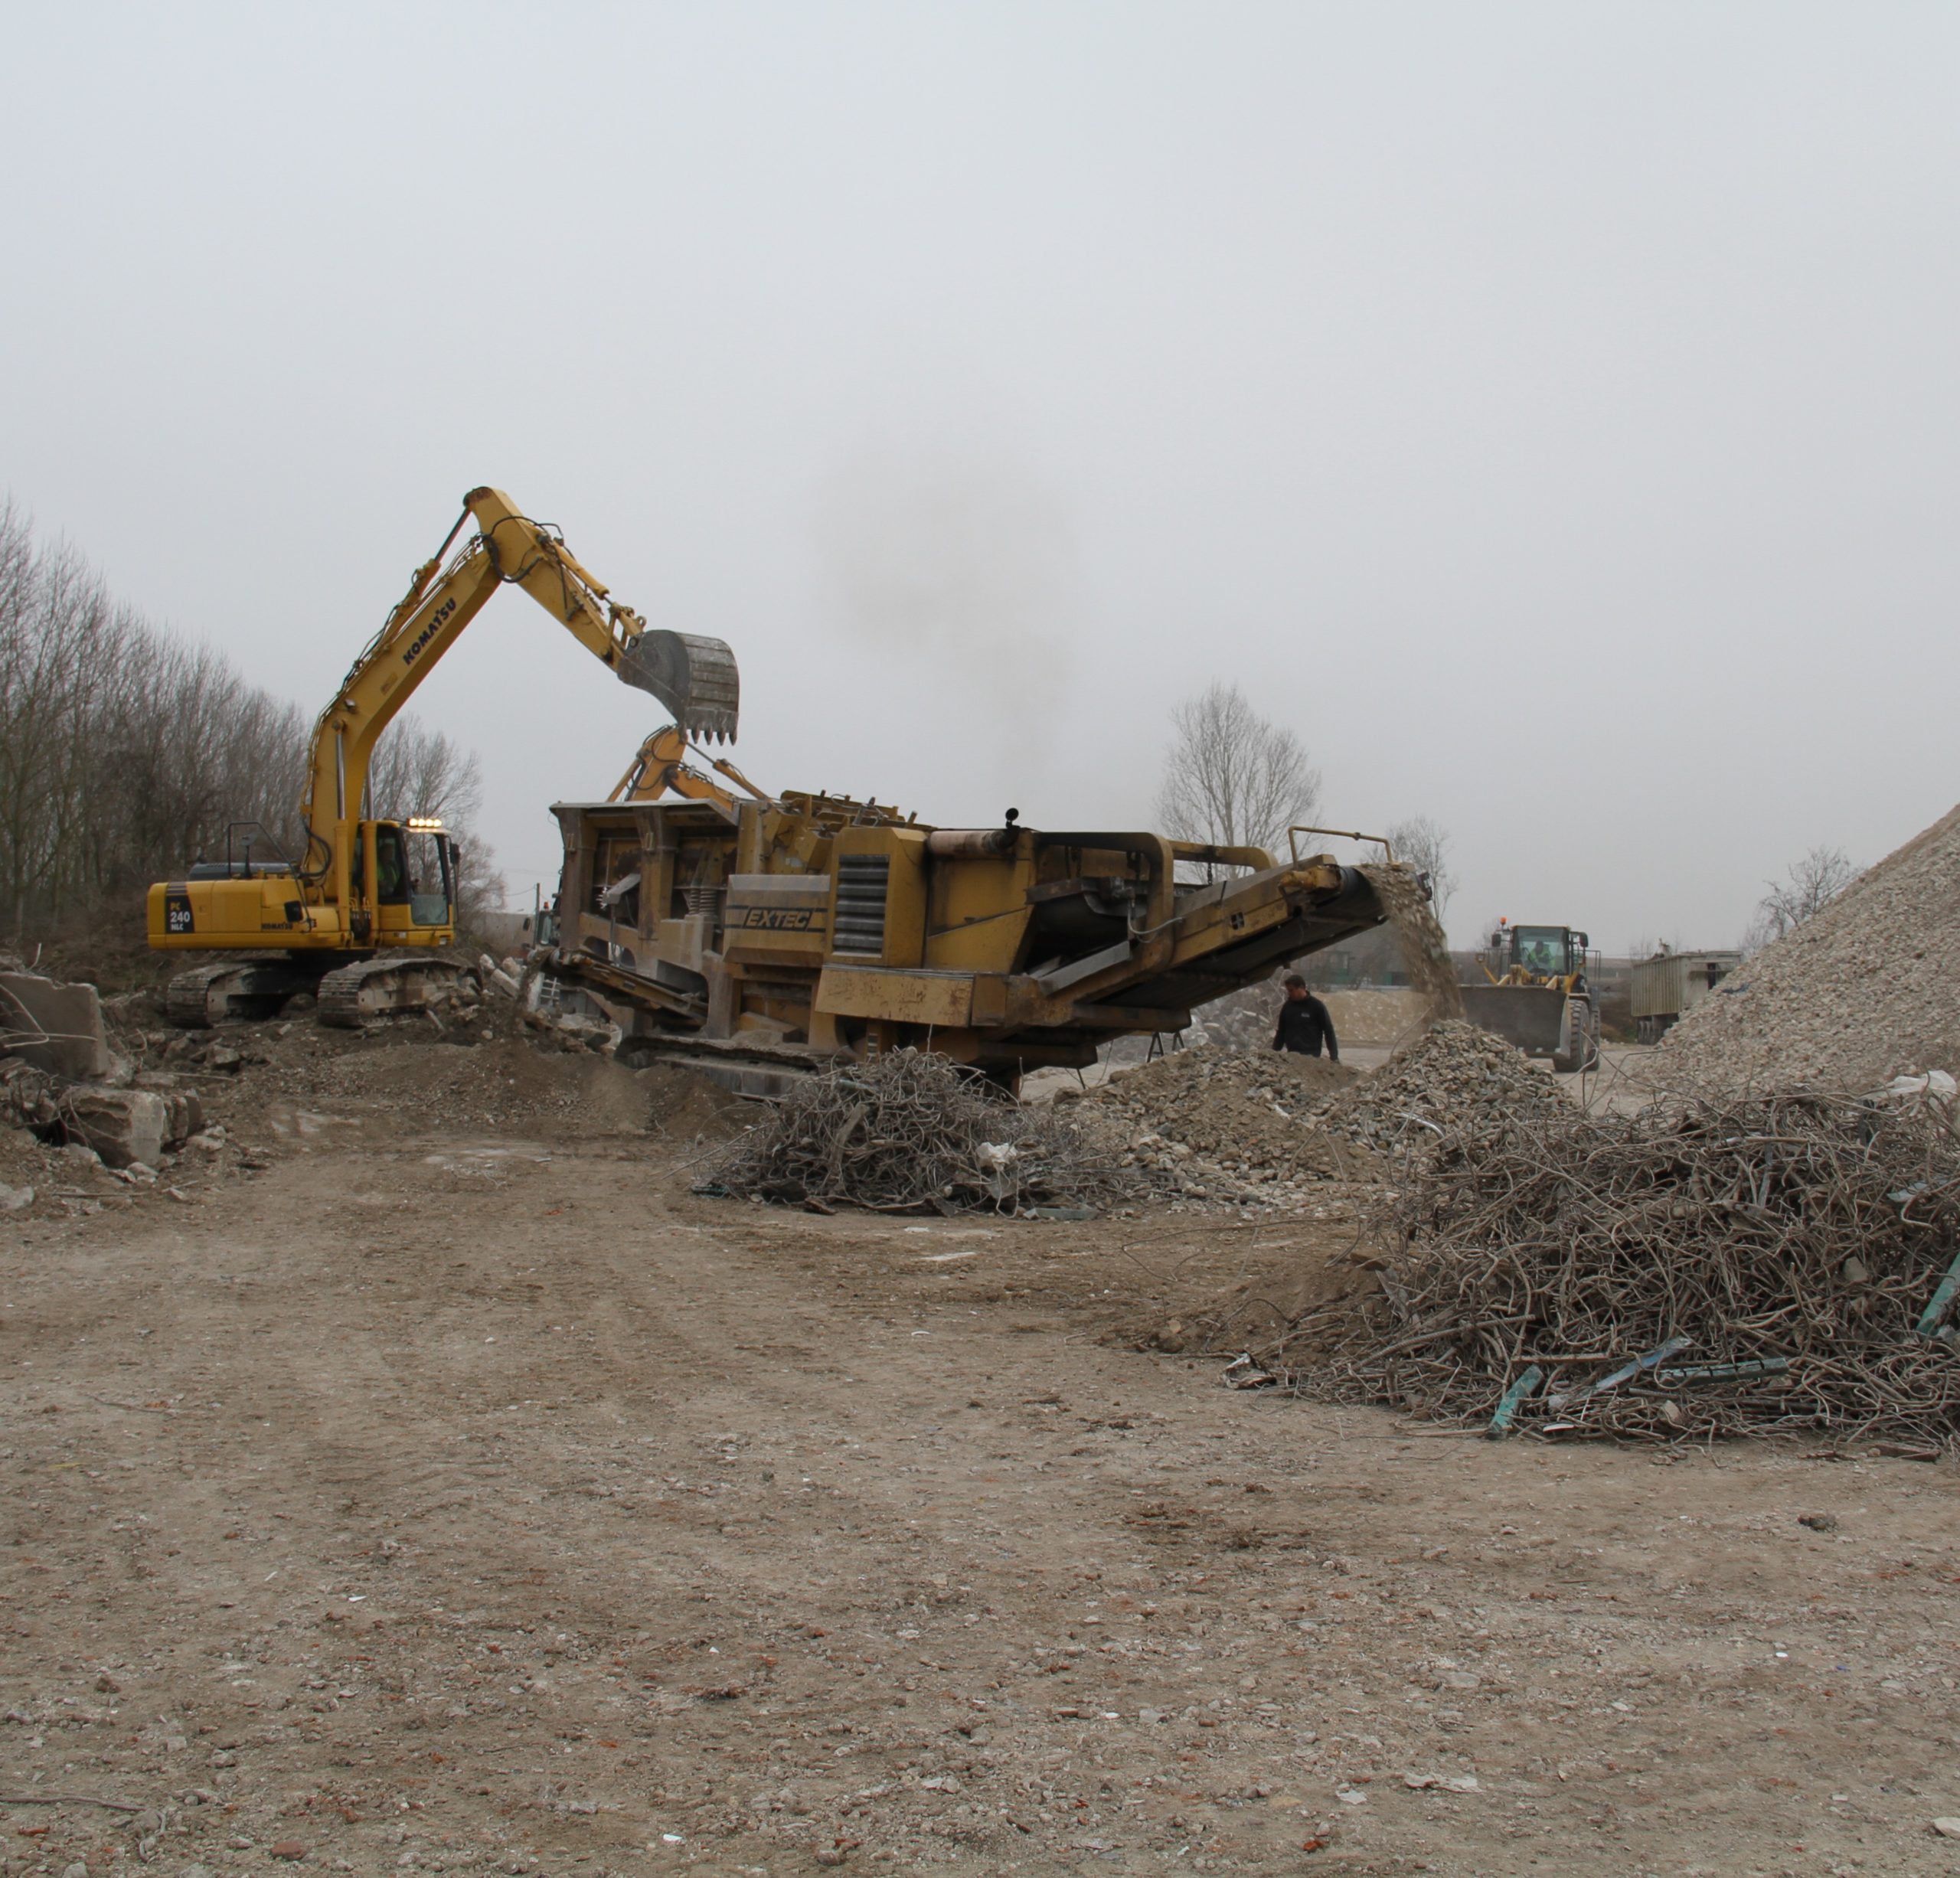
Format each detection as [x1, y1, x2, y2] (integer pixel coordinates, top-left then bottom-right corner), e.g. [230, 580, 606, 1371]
[4, 1037, 1959, 1876]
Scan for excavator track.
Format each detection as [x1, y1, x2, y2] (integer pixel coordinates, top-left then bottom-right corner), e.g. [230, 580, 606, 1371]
[316, 955, 479, 1028]
[166, 958, 328, 1028]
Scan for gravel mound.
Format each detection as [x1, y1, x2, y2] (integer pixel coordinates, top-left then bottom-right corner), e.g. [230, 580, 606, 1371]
[1082, 1023, 1566, 1207]
[1305, 1020, 1566, 1157]
[1187, 978, 1282, 1053]
[1085, 1047, 1378, 1203]
[1659, 804, 1960, 1091]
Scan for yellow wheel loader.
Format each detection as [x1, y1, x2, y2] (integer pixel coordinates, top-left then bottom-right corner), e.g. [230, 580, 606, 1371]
[146, 487, 735, 1027]
[1459, 919, 1599, 1073]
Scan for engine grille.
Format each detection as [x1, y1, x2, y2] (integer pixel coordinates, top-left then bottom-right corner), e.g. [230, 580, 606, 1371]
[832, 855, 890, 956]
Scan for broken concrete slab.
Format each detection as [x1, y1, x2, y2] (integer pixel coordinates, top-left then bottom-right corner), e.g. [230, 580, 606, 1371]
[60, 1088, 169, 1171]
[54, 1085, 204, 1169]
[0, 1058, 59, 1132]
[0, 972, 113, 1081]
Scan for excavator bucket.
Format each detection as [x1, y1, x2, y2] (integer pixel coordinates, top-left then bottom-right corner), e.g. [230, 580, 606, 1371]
[617, 631, 740, 743]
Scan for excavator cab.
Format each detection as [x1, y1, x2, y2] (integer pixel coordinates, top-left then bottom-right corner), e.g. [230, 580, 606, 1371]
[368, 820, 459, 939]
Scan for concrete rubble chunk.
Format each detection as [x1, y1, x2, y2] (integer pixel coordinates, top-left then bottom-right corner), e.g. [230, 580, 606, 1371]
[0, 970, 113, 1080]
[164, 1089, 205, 1143]
[58, 1086, 199, 1171]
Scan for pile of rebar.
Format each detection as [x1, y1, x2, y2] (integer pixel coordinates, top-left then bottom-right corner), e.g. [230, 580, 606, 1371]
[707, 1047, 1137, 1215]
[1295, 1086, 1960, 1442]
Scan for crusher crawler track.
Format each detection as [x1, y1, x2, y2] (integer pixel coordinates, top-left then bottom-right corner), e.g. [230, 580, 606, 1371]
[315, 955, 479, 1028]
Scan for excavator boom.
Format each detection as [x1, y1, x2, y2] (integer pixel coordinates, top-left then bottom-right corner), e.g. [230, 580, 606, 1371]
[150, 486, 741, 1027]
[301, 489, 738, 894]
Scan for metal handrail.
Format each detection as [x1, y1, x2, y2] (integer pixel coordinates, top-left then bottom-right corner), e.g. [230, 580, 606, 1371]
[1286, 825, 1396, 864]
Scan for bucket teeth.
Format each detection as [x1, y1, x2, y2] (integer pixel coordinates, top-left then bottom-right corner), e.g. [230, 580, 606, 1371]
[616, 630, 740, 743]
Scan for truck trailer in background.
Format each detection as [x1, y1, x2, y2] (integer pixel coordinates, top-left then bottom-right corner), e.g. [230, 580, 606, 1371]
[1630, 949, 1743, 1044]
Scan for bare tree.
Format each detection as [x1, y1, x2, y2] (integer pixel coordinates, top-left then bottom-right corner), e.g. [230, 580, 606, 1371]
[1745, 844, 1861, 951]
[366, 716, 484, 828]
[0, 503, 504, 939]
[1155, 681, 1320, 857]
[367, 715, 505, 928]
[1385, 815, 1456, 926]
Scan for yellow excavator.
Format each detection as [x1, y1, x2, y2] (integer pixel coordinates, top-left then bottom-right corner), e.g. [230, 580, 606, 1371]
[147, 487, 737, 1027]
[149, 482, 1410, 1079]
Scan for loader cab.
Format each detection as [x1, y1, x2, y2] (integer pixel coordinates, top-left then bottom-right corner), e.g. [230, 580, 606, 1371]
[1487, 922, 1590, 985]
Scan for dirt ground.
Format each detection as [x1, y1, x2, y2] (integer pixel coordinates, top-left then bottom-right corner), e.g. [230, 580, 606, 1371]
[4, 1027, 1960, 1878]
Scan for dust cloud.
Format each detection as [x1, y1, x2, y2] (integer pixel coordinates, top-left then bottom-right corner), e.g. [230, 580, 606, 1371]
[811, 448, 1077, 772]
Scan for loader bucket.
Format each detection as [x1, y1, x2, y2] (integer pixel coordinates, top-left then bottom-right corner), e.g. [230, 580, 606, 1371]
[1459, 983, 1567, 1054]
[617, 631, 741, 743]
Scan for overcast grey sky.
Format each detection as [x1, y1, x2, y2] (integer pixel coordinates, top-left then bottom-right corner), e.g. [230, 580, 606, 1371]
[5, 3, 1955, 949]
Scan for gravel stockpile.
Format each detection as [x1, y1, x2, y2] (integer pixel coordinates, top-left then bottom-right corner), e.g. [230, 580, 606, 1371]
[1305, 1019, 1566, 1157]
[1083, 1024, 1566, 1206]
[1084, 1047, 1379, 1203]
[1186, 978, 1280, 1053]
[1660, 803, 1960, 1091]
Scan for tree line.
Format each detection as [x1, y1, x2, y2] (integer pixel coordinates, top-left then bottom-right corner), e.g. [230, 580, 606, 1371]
[0, 500, 491, 939]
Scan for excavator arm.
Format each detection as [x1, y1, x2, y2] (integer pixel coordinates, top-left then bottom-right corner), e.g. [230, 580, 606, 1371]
[297, 486, 740, 916]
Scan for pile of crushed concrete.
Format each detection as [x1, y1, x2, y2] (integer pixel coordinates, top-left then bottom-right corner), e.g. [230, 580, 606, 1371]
[1, 959, 216, 1213]
[1080, 1021, 1564, 1207]
[1660, 804, 1960, 1091]
[1305, 1019, 1568, 1155]
[1078, 1047, 1375, 1204]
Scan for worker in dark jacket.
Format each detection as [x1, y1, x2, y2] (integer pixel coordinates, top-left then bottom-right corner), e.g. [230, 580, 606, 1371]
[1272, 972, 1338, 1061]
